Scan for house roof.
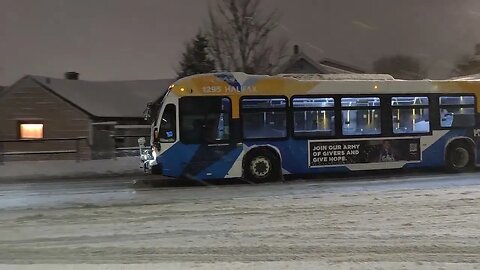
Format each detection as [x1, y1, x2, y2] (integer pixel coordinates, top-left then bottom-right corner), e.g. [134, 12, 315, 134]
[5, 75, 174, 118]
[275, 51, 363, 75]
[319, 58, 365, 74]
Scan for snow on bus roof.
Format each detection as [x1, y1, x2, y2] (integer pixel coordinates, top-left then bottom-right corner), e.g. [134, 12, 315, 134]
[449, 73, 480, 81]
[277, 73, 395, 81]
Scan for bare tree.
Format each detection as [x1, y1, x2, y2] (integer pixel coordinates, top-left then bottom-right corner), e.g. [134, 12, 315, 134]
[452, 44, 480, 76]
[373, 54, 427, 80]
[206, 0, 288, 74]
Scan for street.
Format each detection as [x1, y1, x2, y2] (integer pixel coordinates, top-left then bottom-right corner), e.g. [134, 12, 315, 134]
[0, 171, 479, 268]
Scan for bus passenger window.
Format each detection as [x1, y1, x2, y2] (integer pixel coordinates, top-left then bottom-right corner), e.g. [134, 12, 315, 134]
[439, 96, 476, 128]
[241, 97, 287, 139]
[391, 96, 430, 134]
[159, 104, 176, 142]
[180, 97, 231, 143]
[341, 97, 381, 135]
[292, 97, 335, 137]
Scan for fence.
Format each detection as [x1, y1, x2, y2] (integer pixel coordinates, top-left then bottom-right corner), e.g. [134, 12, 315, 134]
[112, 134, 150, 159]
[0, 137, 87, 164]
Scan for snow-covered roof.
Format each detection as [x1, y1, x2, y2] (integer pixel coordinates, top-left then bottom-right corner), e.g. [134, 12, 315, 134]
[23, 76, 174, 118]
[278, 73, 395, 81]
[275, 51, 365, 75]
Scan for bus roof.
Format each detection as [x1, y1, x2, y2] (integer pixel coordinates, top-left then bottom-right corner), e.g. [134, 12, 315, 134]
[449, 73, 480, 81]
[170, 72, 480, 98]
[276, 73, 395, 81]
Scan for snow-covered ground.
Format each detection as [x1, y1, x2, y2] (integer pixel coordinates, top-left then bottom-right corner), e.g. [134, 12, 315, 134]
[0, 157, 143, 181]
[1, 262, 479, 270]
[0, 172, 479, 268]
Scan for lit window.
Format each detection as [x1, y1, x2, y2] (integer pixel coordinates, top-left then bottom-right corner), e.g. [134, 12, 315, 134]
[391, 96, 430, 134]
[293, 97, 335, 137]
[19, 123, 44, 139]
[341, 97, 381, 135]
[439, 95, 476, 128]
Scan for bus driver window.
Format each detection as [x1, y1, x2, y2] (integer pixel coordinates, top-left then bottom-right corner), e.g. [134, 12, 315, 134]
[159, 104, 176, 142]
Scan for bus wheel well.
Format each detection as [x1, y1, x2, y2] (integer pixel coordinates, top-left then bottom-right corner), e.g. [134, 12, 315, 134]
[445, 138, 475, 171]
[243, 146, 281, 164]
[242, 146, 282, 182]
[447, 138, 475, 152]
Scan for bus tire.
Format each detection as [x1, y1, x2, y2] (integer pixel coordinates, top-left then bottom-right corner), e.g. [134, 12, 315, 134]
[243, 148, 281, 183]
[445, 141, 474, 172]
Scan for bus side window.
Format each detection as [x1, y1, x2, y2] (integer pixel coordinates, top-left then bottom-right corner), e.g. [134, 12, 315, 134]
[341, 97, 381, 136]
[391, 96, 430, 134]
[241, 97, 287, 139]
[292, 97, 335, 137]
[439, 95, 476, 128]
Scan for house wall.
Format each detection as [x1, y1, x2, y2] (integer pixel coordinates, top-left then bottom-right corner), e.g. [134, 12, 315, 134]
[0, 78, 92, 161]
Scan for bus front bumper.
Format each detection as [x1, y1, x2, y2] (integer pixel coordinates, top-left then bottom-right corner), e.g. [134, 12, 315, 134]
[140, 149, 161, 173]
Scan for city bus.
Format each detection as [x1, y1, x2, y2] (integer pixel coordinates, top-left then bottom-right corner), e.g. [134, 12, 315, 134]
[140, 72, 480, 182]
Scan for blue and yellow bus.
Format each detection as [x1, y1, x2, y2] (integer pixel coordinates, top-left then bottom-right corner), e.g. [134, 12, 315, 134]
[140, 72, 480, 182]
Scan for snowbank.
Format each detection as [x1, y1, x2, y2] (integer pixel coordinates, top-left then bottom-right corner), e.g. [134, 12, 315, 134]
[0, 157, 143, 182]
[1, 262, 478, 270]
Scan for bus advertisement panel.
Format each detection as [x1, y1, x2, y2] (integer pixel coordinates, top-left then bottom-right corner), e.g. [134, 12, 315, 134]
[309, 138, 421, 167]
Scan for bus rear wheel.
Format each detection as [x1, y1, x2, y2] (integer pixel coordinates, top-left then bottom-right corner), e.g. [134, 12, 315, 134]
[445, 142, 474, 172]
[243, 149, 281, 183]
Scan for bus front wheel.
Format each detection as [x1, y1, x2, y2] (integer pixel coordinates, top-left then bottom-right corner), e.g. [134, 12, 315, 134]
[243, 149, 281, 183]
[445, 142, 474, 172]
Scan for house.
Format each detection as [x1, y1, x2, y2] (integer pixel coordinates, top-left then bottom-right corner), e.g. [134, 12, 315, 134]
[275, 45, 365, 75]
[0, 73, 173, 161]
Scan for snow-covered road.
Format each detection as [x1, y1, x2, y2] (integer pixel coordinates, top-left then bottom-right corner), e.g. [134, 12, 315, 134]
[0, 172, 479, 268]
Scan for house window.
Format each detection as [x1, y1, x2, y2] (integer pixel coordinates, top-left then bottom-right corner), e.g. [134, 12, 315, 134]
[19, 123, 44, 139]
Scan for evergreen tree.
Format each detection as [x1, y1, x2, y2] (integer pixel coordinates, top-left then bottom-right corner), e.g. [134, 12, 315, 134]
[177, 33, 216, 79]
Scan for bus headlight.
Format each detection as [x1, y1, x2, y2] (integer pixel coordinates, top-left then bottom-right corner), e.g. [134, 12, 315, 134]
[140, 149, 153, 162]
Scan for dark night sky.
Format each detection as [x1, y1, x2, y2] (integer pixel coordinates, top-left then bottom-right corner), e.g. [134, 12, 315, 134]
[1, 0, 480, 85]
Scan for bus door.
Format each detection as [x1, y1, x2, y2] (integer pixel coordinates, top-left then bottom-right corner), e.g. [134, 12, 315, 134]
[475, 128, 480, 165]
[179, 97, 240, 178]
